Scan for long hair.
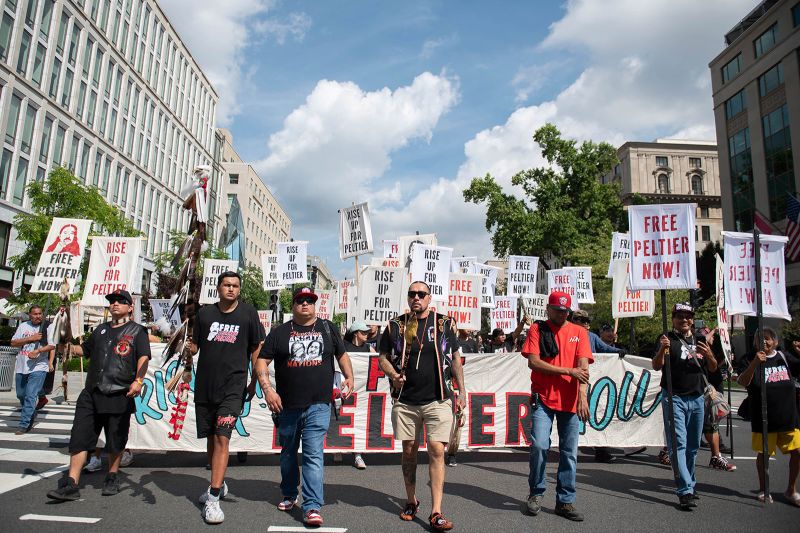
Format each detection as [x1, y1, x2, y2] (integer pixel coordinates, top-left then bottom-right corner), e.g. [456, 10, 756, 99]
[753, 327, 778, 351]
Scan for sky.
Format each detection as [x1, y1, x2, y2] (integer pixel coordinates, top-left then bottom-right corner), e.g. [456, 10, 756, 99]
[159, 0, 754, 280]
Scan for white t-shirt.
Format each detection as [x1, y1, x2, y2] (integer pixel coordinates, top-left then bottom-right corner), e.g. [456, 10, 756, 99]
[12, 321, 51, 374]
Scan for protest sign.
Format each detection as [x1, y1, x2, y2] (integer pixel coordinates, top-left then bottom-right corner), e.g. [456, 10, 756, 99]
[258, 310, 272, 336]
[261, 254, 284, 291]
[316, 290, 335, 320]
[451, 256, 477, 274]
[339, 202, 373, 259]
[410, 245, 452, 302]
[567, 266, 595, 304]
[383, 239, 399, 258]
[346, 282, 358, 327]
[81, 237, 142, 306]
[547, 269, 578, 300]
[32, 217, 92, 293]
[335, 279, 354, 314]
[277, 241, 308, 284]
[628, 203, 696, 290]
[520, 294, 548, 321]
[150, 299, 182, 331]
[722, 231, 790, 320]
[198, 259, 239, 305]
[611, 260, 654, 318]
[507, 255, 539, 297]
[446, 273, 482, 330]
[476, 262, 500, 308]
[398, 233, 436, 268]
[606, 232, 631, 278]
[357, 266, 405, 325]
[371, 257, 401, 268]
[283, 313, 292, 323]
[715, 254, 732, 368]
[491, 296, 517, 333]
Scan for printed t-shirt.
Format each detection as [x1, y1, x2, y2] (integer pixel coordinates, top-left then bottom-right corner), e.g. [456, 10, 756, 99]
[656, 331, 705, 396]
[260, 319, 345, 410]
[12, 320, 51, 374]
[194, 301, 264, 404]
[521, 320, 593, 413]
[737, 351, 800, 433]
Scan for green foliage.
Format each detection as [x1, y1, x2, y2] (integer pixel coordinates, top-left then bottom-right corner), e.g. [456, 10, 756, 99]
[240, 265, 269, 309]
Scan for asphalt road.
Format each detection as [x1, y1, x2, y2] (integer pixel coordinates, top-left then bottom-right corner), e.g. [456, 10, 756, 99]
[0, 393, 797, 533]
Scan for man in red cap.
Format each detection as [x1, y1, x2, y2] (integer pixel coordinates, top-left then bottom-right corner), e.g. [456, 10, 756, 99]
[521, 291, 592, 522]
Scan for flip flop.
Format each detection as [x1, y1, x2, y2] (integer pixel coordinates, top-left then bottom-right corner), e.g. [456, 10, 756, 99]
[784, 491, 800, 507]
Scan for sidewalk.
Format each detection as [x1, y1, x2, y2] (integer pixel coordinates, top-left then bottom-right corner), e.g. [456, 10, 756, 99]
[0, 370, 87, 405]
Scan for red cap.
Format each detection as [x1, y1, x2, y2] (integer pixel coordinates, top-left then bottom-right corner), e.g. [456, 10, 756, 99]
[548, 291, 572, 311]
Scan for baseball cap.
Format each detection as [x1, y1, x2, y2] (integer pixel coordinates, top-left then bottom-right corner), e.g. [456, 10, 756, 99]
[293, 286, 318, 303]
[600, 323, 614, 332]
[672, 302, 695, 316]
[347, 320, 370, 334]
[105, 289, 133, 305]
[572, 309, 590, 321]
[548, 291, 572, 311]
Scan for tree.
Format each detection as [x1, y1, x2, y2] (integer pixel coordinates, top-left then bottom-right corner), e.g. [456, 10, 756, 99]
[240, 265, 269, 309]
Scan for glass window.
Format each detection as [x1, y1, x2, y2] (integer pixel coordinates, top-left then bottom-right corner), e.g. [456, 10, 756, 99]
[78, 142, 90, 178]
[86, 90, 97, 127]
[108, 109, 117, 142]
[82, 37, 93, 77]
[113, 71, 121, 103]
[700, 206, 710, 218]
[725, 89, 747, 119]
[655, 156, 668, 167]
[67, 24, 79, 65]
[758, 63, 784, 97]
[76, 81, 86, 118]
[4, 93, 22, 145]
[16, 30, 31, 75]
[68, 135, 79, 170]
[39, 0, 53, 39]
[31, 43, 45, 85]
[20, 104, 36, 154]
[99, 100, 108, 134]
[92, 47, 102, 86]
[56, 11, 69, 54]
[52, 125, 65, 165]
[100, 0, 110, 29]
[689, 157, 702, 168]
[794, 3, 800, 27]
[0, 13, 14, 60]
[48, 57, 61, 98]
[657, 173, 670, 194]
[92, 152, 102, 186]
[229, 173, 239, 184]
[13, 157, 28, 205]
[762, 104, 795, 220]
[729, 128, 754, 231]
[36, 165, 45, 182]
[24, 0, 38, 27]
[102, 158, 110, 193]
[754, 23, 778, 58]
[701, 226, 711, 242]
[61, 68, 73, 107]
[39, 116, 52, 163]
[691, 175, 703, 195]
[0, 149, 12, 198]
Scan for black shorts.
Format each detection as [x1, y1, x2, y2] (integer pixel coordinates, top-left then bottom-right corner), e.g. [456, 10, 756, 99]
[68, 389, 132, 454]
[196, 394, 243, 439]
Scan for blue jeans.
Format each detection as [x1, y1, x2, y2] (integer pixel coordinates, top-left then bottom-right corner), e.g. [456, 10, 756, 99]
[529, 402, 579, 504]
[278, 403, 331, 512]
[15, 371, 47, 429]
[662, 391, 704, 496]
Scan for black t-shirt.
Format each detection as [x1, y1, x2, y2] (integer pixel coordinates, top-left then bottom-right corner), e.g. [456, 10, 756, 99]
[458, 337, 478, 353]
[486, 337, 516, 353]
[193, 301, 264, 404]
[260, 319, 345, 410]
[345, 340, 372, 353]
[737, 351, 800, 433]
[657, 331, 706, 396]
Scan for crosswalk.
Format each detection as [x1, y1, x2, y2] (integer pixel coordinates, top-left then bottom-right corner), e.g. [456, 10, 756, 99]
[0, 402, 75, 495]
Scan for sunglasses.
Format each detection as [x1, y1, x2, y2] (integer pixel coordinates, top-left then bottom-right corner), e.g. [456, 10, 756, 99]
[108, 298, 129, 305]
[407, 290, 429, 299]
[574, 317, 591, 324]
[294, 297, 316, 305]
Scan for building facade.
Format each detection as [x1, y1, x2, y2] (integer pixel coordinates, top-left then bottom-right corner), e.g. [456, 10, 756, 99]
[709, 0, 799, 312]
[601, 139, 724, 253]
[0, 0, 220, 296]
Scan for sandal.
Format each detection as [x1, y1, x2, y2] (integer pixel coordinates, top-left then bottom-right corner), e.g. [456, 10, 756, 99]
[399, 499, 420, 521]
[757, 492, 773, 503]
[429, 512, 453, 531]
[785, 491, 800, 507]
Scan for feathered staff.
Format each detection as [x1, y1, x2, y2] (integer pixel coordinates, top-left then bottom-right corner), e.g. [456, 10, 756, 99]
[50, 278, 73, 400]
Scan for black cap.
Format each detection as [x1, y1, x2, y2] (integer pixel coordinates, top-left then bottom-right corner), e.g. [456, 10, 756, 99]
[105, 289, 133, 305]
[672, 302, 695, 316]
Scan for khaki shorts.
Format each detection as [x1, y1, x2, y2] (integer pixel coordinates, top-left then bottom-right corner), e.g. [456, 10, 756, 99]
[392, 399, 454, 443]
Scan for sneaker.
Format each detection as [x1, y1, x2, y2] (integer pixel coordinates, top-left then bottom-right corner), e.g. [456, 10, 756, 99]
[678, 494, 697, 509]
[691, 492, 700, 501]
[446, 454, 457, 467]
[14, 428, 29, 436]
[119, 450, 134, 467]
[709, 455, 736, 472]
[428, 512, 453, 531]
[36, 396, 49, 410]
[354, 454, 366, 470]
[199, 482, 228, 504]
[658, 448, 671, 466]
[304, 509, 323, 526]
[554, 502, 584, 521]
[47, 476, 80, 501]
[84, 455, 102, 472]
[202, 498, 225, 524]
[594, 448, 616, 463]
[277, 496, 299, 511]
[525, 494, 541, 515]
[101, 474, 120, 496]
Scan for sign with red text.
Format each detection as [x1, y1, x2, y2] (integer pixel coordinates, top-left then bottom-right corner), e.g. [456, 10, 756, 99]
[357, 266, 406, 325]
[346, 282, 358, 327]
[507, 255, 539, 297]
[722, 232, 790, 320]
[451, 256, 478, 274]
[198, 259, 239, 304]
[611, 260, 654, 318]
[335, 279, 354, 314]
[258, 310, 272, 336]
[606, 232, 630, 278]
[715, 254, 732, 369]
[277, 241, 308, 284]
[477, 262, 500, 308]
[81, 237, 142, 306]
[261, 254, 284, 291]
[398, 233, 436, 269]
[32, 217, 92, 294]
[410, 245, 452, 302]
[628, 203, 696, 290]
[446, 273, 482, 330]
[520, 294, 548, 321]
[371, 257, 401, 268]
[566, 266, 594, 304]
[383, 239, 399, 258]
[315, 290, 335, 320]
[547, 269, 578, 300]
[491, 296, 518, 333]
[339, 202, 373, 259]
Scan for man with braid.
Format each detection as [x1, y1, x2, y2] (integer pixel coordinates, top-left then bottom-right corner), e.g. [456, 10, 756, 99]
[379, 280, 466, 532]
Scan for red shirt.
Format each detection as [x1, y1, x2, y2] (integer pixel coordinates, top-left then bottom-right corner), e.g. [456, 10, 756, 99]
[521, 320, 593, 413]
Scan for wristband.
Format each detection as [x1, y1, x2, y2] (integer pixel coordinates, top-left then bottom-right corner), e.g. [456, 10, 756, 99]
[135, 378, 144, 385]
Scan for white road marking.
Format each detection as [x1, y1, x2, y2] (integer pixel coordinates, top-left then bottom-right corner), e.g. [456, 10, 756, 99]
[0, 432, 70, 444]
[267, 527, 347, 532]
[19, 514, 100, 523]
[1, 421, 74, 431]
[0, 464, 68, 495]
[0, 447, 68, 463]
[729, 456, 776, 460]
[0, 411, 75, 421]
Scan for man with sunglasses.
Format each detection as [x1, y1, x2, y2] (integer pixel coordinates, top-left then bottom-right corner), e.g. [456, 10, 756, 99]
[522, 291, 591, 522]
[378, 281, 465, 532]
[256, 286, 354, 527]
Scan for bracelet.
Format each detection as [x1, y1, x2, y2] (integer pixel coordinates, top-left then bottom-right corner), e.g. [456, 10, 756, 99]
[135, 378, 144, 385]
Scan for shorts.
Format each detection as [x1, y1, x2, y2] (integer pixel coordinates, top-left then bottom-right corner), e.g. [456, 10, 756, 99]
[68, 389, 132, 454]
[196, 394, 243, 439]
[702, 383, 724, 434]
[391, 399, 453, 443]
[751, 429, 800, 456]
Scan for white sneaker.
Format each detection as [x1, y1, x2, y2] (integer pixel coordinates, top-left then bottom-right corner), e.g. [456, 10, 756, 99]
[354, 454, 366, 470]
[199, 482, 228, 504]
[120, 450, 134, 467]
[84, 455, 102, 472]
[202, 498, 224, 524]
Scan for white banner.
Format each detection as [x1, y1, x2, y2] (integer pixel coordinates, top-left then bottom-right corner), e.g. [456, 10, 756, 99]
[476, 263, 500, 309]
[149, 299, 182, 331]
[410, 245, 452, 302]
[356, 266, 406, 326]
[547, 269, 578, 300]
[715, 254, 733, 368]
[258, 310, 272, 336]
[446, 273, 482, 330]
[198, 259, 239, 305]
[520, 294, 548, 322]
[607, 232, 631, 278]
[339, 202, 373, 260]
[81, 237, 142, 307]
[32, 217, 92, 293]
[128, 352, 665, 451]
[451, 256, 477, 274]
[383, 239, 399, 258]
[277, 241, 308, 284]
[567, 266, 594, 304]
[491, 296, 517, 333]
[335, 279, 354, 314]
[611, 260, 655, 318]
[398, 233, 436, 269]
[315, 290, 335, 321]
[722, 231, 790, 320]
[507, 255, 539, 297]
[628, 203, 697, 290]
[346, 282, 358, 327]
[371, 257, 401, 268]
[261, 254, 284, 291]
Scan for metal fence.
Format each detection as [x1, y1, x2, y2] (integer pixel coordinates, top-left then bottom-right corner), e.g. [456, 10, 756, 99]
[0, 346, 19, 392]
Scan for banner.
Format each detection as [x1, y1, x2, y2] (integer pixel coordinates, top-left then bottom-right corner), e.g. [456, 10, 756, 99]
[277, 241, 308, 284]
[149, 299, 182, 331]
[371, 257, 401, 268]
[383, 239, 399, 258]
[715, 254, 732, 368]
[261, 254, 284, 291]
[81, 237, 142, 306]
[356, 266, 406, 325]
[335, 279, 354, 314]
[197, 259, 239, 305]
[128, 352, 665, 451]
[722, 231, 790, 320]
[32, 217, 92, 293]
[398, 233, 436, 269]
[491, 296, 517, 333]
[346, 282, 358, 327]
[410, 245, 452, 302]
[628, 203, 696, 290]
[476, 262, 500, 308]
[507, 255, 539, 297]
[339, 202, 373, 259]
[446, 273, 482, 330]
[520, 294, 548, 321]
[606, 232, 631, 278]
[258, 310, 272, 336]
[315, 290, 335, 321]
[567, 266, 594, 304]
[611, 260, 654, 318]
[451, 256, 477, 274]
[547, 269, 577, 300]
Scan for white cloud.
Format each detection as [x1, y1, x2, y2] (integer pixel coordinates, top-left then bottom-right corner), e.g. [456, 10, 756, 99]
[420, 34, 458, 59]
[255, 12, 312, 45]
